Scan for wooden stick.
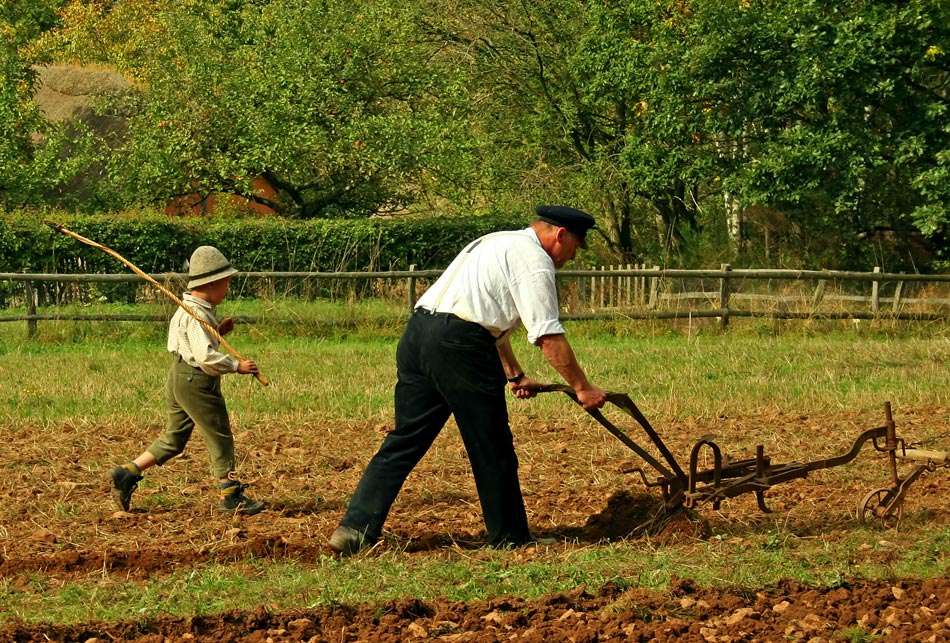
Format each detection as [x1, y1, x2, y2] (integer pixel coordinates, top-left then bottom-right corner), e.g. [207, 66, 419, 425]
[44, 220, 269, 386]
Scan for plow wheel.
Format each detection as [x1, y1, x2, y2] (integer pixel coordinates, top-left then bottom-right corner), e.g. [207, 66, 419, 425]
[857, 487, 903, 528]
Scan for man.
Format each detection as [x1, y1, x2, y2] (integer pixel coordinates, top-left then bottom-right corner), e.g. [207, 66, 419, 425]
[329, 205, 608, 555]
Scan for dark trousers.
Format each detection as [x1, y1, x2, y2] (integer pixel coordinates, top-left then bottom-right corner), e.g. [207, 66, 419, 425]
[340, 309, 531, 546]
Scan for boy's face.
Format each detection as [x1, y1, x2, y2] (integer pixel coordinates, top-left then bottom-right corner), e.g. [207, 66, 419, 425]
[209, 276, 232, 304]
[193, 276, 232, 304]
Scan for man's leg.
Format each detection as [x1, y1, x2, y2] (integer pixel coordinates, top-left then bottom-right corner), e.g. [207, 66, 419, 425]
[338, 313, 451, 543]
[451, 390, 531, 546]
[431, 316, 531, 546]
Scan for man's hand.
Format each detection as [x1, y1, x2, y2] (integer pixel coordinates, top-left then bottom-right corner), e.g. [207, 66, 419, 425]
[510, 375, 543, 399]
[536, 334, 607, 410]
[218, 317, 235, 336]
[237, 359, 259, 375]
[575, 384, 608, 410]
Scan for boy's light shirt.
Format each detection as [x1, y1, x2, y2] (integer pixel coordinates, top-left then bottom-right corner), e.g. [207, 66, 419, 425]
[167, 293, 239, 375]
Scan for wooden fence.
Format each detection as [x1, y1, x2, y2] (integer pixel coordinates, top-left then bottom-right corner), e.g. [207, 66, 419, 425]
[561, 264, 950, 325]
[3, 264, 950, 337]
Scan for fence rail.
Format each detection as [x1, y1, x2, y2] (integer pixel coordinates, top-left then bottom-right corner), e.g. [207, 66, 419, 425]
[3, 264, 950, 337]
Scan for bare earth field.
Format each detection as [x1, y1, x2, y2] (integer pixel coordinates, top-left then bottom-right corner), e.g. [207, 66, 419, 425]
[2, 400, 950, 642]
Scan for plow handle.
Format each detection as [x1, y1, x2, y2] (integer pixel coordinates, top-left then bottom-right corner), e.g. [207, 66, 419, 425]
[533, 383, 687, 485]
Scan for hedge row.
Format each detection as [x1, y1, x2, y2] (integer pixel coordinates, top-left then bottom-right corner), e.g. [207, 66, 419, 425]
[0, 211, 532, 275]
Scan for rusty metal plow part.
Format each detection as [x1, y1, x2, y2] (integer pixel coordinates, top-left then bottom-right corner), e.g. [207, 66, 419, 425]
[856, 413, 950, 528]
[534, 384, 690, 510]
[536, 387, 947, 527]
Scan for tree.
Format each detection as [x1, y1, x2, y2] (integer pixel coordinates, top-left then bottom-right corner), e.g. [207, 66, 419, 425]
[415, 0, 653, 260]
[426, 0, 950, 266]
[0, 0, 86, 210]
[712, 0, 950, 260]
[0, 20, 42, 208]
[575, 0, 715, 259]
[649, 0, 950, 264]
[44, 0, 475, 217]
[27, 0, 950, 269]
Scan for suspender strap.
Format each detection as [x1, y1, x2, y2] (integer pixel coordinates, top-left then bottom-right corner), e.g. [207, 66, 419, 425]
[431, 237, 484, 310]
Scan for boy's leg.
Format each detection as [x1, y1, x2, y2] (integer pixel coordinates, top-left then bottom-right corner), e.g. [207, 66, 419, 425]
[110, 363, 189, 511]
[147, 361, 200, 465]
[171, 367, 264, 514]
[171, 368, 235, 478]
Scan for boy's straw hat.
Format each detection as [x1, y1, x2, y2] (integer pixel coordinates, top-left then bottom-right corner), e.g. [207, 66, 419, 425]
[187, 246, 238, 289]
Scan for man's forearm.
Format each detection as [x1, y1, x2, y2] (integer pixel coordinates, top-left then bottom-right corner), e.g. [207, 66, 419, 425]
[495, 335, 525, 380]
[537, 333, 591, 391]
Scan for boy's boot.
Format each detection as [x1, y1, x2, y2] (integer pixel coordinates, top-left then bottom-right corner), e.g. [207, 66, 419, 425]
[110, 464, 143, 512]
[218, 480, 266, 515]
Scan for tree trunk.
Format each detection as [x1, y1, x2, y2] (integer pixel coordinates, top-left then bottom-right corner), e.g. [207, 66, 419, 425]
[600, 182, 638, 262]
[725, 191, 742, 257]
[653, 179, 698, 256]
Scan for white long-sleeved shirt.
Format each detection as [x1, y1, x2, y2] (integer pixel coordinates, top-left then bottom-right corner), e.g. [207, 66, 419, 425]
[415, 228, 565, 344]
[166, 293, 239, 376]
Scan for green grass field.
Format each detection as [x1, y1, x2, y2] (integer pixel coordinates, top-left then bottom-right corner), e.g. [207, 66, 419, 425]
[5, 301, 949, 423]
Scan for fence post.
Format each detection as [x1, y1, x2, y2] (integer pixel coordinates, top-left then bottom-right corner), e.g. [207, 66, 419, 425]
[25, 278, 37, 338]
[639, 263, 646, 305]
[407, 264, 417, 313]
[811, 278, 826, 311]
[589, 270, 595, 309]
[892, 276, 904, 313]
[575, 269, 587, 312]
[599, 266, 606, 309]
[719, 263, 731, 330]
[648, 265, 660, 309]
[610, 266, 623, 308]
[625, 263, 632, 308]
[871, 266, 881, 314]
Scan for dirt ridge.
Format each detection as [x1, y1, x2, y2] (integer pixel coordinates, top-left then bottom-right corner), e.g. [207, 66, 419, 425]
[4, 577, 950, 642]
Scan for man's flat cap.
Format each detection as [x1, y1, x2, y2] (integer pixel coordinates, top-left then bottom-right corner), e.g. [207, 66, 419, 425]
[536, 205, 595, 248]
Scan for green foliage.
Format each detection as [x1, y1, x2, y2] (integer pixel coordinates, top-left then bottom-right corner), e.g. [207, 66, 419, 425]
[417, 0, 652, 256]
[1, 208, 529, 305]
[0, 0, 64, 41]
[43, 0, 476, 218]
[10, 0, 950, 270]
[722, 0, 950, 231]
[0, 209, 528, 274]
[0, 16, 51, 208]
[417, 0, 950, 265]
[0, 2, 111, 212]
[569, 0, 950, 265]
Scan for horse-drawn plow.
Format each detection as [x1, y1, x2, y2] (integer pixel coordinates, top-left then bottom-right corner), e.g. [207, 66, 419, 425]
[541, 385, 950, 530]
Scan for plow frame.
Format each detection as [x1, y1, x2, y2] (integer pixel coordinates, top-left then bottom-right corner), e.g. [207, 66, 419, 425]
[539, 385, 950, 527]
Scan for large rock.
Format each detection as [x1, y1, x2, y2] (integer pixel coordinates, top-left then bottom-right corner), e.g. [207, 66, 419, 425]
[33, 64, 130, 137]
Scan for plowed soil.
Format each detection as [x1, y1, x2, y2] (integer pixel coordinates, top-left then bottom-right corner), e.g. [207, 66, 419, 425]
[3, 402, 950, 642]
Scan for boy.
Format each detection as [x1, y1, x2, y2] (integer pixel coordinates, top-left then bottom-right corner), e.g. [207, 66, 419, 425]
[109, 245, 265, 515]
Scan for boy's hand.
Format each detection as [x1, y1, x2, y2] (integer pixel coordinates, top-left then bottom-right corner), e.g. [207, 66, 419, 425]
[218, 317, 235, 336]
[237, 359, 258, 375]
